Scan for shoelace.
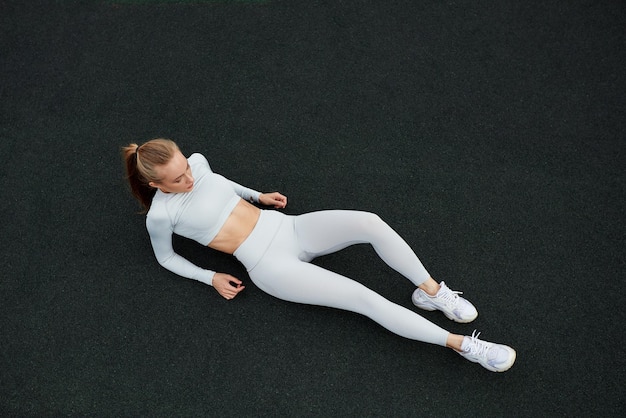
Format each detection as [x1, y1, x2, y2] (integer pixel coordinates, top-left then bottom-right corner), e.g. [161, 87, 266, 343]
[464, 330, 490, 357]
[437, 284, 463, 306]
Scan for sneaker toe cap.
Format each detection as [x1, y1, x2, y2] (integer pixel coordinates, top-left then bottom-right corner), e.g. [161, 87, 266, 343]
[489, 346, 517, 371]
[454, 299, 478, 321]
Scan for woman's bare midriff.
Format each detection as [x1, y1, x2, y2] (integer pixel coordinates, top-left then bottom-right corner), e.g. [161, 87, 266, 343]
[208, 199, 261, 254]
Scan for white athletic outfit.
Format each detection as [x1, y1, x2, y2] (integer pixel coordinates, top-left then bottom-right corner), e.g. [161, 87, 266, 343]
[146, 153, 450, 346]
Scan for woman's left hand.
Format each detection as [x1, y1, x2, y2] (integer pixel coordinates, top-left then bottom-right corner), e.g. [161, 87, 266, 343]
[259, 192, 287, 209]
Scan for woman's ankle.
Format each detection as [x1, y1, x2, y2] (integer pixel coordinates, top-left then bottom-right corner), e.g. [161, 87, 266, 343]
[446, 333, 465, 351]
[418, 277, 441, 296]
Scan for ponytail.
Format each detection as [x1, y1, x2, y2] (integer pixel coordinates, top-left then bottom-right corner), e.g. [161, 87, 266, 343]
[121, 139, 179, 213]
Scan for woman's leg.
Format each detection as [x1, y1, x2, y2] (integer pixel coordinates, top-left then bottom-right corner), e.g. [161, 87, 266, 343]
[244, 214, 516, 371]
[250, 256, 451, 347]
[294, 210, 478, 323]
[252, 257, 516, 370]
[295, 210, 431, 286]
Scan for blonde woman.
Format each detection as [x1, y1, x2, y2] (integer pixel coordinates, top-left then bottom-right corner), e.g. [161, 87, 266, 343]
[122, 138, 516, 372]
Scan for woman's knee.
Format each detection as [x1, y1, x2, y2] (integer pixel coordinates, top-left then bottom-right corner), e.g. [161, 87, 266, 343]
[356, 212, 388, 234]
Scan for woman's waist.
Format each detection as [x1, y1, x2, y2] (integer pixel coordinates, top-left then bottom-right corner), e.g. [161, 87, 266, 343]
[208, 199, 261, 254]
[233, 210, 286, 271]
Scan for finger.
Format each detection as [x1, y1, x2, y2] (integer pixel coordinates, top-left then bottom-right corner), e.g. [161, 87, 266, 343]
[226, 286, 244, 299]
[275, 197, 286, 208]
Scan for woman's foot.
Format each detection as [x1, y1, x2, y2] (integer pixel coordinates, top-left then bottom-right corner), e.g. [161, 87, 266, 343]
[412, 281, 478, 323]
[456, 330, 517, 372]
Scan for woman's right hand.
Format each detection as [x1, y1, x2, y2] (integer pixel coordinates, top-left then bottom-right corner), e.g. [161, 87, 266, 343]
[212, 273, 246, 300]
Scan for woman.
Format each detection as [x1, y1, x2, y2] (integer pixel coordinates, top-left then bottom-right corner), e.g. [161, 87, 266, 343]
[122, 138, 516, 372]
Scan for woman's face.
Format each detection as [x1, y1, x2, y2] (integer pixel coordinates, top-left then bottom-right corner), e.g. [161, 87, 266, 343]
[149, 151, 195, 193]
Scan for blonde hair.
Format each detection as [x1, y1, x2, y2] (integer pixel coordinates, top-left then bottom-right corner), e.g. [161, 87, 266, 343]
[121, 138, 180, 212]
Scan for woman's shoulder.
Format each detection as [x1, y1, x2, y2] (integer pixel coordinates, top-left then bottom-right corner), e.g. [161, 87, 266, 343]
[188, 152, 211, 169]
[146, 192, 172, 225]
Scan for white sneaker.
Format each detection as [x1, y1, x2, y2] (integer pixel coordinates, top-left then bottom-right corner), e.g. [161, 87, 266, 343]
[458, 330, 517, 372]
[412, 281, 478, 323]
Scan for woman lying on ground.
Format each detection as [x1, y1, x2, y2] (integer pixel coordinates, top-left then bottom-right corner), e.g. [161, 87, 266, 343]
[122, 138, 516, 372]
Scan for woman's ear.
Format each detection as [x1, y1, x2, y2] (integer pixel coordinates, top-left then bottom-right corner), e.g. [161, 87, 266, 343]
[148, 181, 158, 189]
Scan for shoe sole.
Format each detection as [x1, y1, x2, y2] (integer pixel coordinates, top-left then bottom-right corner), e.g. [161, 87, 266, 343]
[444, 311, 478, 323]
[488, 348, 517, 372]
[460, 347, 517, 372]
[413, 300, 478, 323]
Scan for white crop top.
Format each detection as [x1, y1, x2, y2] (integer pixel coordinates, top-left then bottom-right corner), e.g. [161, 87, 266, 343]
[145, 153, 261, 286]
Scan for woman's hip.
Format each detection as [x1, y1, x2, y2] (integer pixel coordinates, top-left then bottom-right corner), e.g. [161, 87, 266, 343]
[233, 209, 298, 272]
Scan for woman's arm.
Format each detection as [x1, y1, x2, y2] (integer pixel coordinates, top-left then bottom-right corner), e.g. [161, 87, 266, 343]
[224, 177, 287, 209]
[224, 177, 262, 203]
[146, 210, 251, 300]
[146, 216, 216, 285]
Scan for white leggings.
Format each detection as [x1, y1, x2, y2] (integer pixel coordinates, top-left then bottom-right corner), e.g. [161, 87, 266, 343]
[234, 209, 450, 347]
